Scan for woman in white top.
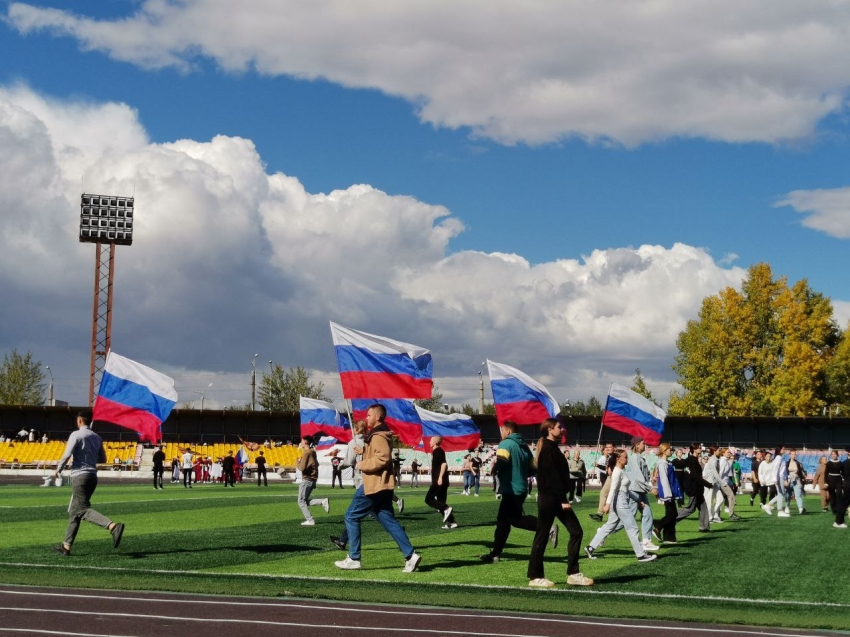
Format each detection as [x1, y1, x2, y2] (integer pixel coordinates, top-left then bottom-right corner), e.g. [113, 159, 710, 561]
[584, 449, 657, 563]
[758, 451, 787, 516]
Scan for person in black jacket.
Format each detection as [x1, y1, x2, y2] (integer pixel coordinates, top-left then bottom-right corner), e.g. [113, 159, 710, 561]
[152, 445, 166, 490]
[222, 451, 236, 487]
[527, 418, 593, 588]
[675, 443, 712, 531]
[256, 450, 268, 487]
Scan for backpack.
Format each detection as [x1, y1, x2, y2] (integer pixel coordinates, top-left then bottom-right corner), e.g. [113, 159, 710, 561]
[660, 463, 682, 500]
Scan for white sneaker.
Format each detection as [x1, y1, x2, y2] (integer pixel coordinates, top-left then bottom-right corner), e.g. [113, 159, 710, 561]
[442, 522, 458, 529]
[574, 496, 581, 503]
[335, 556, 361, 570]
[783, 508, 790, 515]
[761, 504, 773, 515]
[642, 540, 660, 551]
[322, 499, 330, 513]
[474, 493, 479, 497]
[777, 511, 791, 518]
[442, 506, 453, 523]
[396, 498, 405, 514]
[711, 517, 723, 524]
[833, 522, 848, 528]
[529, 578, 555, 588]
[301, 519, 315, 526]
[567, 572, 594, 586]
[403, 552, 421, 573]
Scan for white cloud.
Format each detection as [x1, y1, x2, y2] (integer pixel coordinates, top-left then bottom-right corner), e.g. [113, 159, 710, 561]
[7, 1, 850, 146]
[775, 187, 850, 238]
[0, 85, 755, 407]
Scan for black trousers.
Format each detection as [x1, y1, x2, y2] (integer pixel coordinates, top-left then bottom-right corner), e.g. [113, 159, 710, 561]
[528, 494, 582, 579]
[827, 477, 843, 514]
[654, 500, 678, 542]
[153, 466, 164, 488]
[332, 467, 344, 488]
[566, 477, 582, 501]
[750, 483, 767, 505]
[490, 493, 538, 557]
[182, 468, 192, 487]
[425, 482, 455, 523]
[257, 466, 267, 486]
[223, 469, 235, 486]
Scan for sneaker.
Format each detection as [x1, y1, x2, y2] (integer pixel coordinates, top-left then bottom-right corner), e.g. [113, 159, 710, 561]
[479, 553, 500, 563]
[651, 527, 662, 544]
[777, 511, 790, 518]
[403, 552, 421, 573]
[823, 507, 829, 513]
[799, 508, 805, 515]
[749, 498, 754, 506]
[52, 543, 71, 557]
[710, 517, 723, 524]
[548, 524, 559, 549]
[335, 556, 361, 570]
[322, 499, 330, 513]
[110, 523, 125, 549]
[474, 493, 479, 497]
[396, 498, 405, 514]
[589, 513, 603, 522]
[636, 553, 657, 563]
[330, 536, 347, 550]
[301, 519, 316, 526]
[584, 545, 596, 560]
[642, 540, 660, 552]
[442, 506, 453, 523]
[662, 540, 678, 545]
[442, 522, 458, 529]
[833, 522, 848, 528]
[567, 572, 594, 586]
[574, 496, 581, 503]
[529, 578, 556, 588]
[783, 507, 790, 515]
[761, 504, 773, 515]
[729, 514, 741, 521]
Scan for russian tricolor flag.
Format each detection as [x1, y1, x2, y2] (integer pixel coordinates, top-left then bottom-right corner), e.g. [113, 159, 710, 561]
[603, 383, 666, 446]
[415, 406, 480, 452]
[92, 351, 177, 444]
[351, 399, 423, 447]
[330, 322, 433, 400]
[487, 360, 559, 425]
[236, 446, 249, 465]
[316, 436, 339, 450]
[300, 396, 352, 443]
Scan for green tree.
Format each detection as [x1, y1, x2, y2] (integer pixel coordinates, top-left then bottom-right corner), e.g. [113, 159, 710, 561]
[670, 263, 840, 417]
[566, 396, 603, 416]
[630, 368, 659, 405]
[0, 349, 45, 406]
[825, 326, 850, 415]
[258, 365, 327, 412]
[414, 386, 445, 412]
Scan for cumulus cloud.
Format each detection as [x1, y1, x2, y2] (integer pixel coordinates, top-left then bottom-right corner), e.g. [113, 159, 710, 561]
[0, 85, 753, 407]
[775, 187, 850, 238]
[7, 1, 850, 146]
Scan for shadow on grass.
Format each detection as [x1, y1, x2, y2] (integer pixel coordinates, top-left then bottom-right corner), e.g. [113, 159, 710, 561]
[124, 542, 320, 559]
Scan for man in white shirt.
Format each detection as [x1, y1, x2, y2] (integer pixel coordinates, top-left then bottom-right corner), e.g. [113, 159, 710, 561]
[182, 449, 194, 488]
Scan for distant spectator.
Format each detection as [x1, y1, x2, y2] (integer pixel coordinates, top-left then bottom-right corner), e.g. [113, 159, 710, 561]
[41, 433, 49, 444]
[17, 428, 28, 441]
[152, 445, 166, 489]
[28, 428, 35, 442]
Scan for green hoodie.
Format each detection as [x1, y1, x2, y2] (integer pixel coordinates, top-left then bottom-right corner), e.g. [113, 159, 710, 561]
[495, 432, 533, 496]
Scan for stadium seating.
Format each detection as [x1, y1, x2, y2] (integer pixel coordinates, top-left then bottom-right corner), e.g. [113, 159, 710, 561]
[0, 440, 138, 469]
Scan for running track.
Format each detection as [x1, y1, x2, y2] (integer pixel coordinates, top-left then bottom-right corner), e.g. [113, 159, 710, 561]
[0, 586, 834, 637]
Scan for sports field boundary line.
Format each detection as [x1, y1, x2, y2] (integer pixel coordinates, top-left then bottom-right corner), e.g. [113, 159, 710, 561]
[1, 563, 847, 609]
[0, 493, 298, 509]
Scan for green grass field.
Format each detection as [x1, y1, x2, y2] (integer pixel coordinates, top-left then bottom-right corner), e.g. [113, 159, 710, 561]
[1, 480, 848, 631]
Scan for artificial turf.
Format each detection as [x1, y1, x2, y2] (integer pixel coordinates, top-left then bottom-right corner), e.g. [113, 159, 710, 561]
[0, 480, 847, 631]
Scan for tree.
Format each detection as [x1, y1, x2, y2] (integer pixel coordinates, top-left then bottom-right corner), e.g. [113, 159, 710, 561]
[630, 368, 660, 406]
[258, 365, 327, 412]
[565, 396, 603, 416]
[0, 349, 45, 406]
[414, 386, 445, 412]
[670, 263, 840, 417]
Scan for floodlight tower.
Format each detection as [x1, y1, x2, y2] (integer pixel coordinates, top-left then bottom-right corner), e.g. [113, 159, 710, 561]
[79, 194, 134, 406]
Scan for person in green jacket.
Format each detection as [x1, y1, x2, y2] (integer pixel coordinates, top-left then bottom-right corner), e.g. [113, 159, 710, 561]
[480, 420, 556, 563]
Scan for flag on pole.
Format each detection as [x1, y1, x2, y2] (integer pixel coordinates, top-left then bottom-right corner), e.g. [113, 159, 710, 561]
[235, 446, 249, 465]
[487, 359, 559, 425]
[330, 321, 433, 399]
[414, 406, 480, 452]
[93, 351, 177, 443]
[300, 396, 352, 443]
[602, 383, 666, 446]
[351, 399, 423, 447]
[316, 436, 339, 450]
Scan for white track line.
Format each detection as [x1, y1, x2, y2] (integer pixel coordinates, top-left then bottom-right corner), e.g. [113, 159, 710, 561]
[0, 590, 834, 636]
[1, 565, 847, 609]
[0, 628, 136, 637]
[0, 494, 295, 509]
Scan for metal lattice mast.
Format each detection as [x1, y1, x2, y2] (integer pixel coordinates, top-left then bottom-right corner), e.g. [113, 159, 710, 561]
[88, 243, 116, 406]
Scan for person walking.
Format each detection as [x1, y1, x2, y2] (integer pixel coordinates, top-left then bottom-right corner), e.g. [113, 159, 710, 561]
[480, 421, 556, 563]
[833, 450, 850, 529]
[567, 449, 586, 503]
[585, 448, 657, 563]
[527, 419, 593, 588]
[675, 443, 712, 531]
[786, 449, 806, 514]
[152, 445, 166, 490]
[256, 450, 268, 487]
[330, 420, 368, 551]
[749, 450, 766, 507]
[813, 455, 829, 512]
[297, 436, 330, 525]
[461, 454, 473, 495]
[425, 436, 458, 528]
[52, 414, 125, 556]
[590, 443, 616, 522]
[222, 450, 237, 487]
[470, 450, 482, 496]
[334, 404, 421, 572]
[181, 447, 194, 488]
[826, 450, 843, 514]
[331, 451, 344, 489]
[652, 443, 681, 544]
[410, 458, 420, 488]
[625, 436, 659, 552]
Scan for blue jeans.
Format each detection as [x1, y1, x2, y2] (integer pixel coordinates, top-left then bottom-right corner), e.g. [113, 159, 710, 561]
[789, 477, 804, 511]
[344, 486, 414, 561]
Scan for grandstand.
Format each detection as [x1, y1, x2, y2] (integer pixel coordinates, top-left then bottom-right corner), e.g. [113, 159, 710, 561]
[161, 442, 301, 468]
[0, 440, 140, 469]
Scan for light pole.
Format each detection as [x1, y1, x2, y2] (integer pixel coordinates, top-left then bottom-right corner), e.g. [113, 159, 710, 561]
[251, 353, 258, 411]
[193, 383, 212, 411]
[478, 362, 486, 414]
[45, 365, 54, 406]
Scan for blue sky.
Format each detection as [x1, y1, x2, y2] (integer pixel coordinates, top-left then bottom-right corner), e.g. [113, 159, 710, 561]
[2, 1, 850, 410]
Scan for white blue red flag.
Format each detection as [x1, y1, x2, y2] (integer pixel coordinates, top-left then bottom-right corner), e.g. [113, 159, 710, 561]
[330, 322, 433, 400]
[300, 396, 352, 443]
[236, 446, 249, 465]
[487, 360, 559, 426]
[603, 383, 666, 446]
[316, 436, 339, 450]
[414, 406, 480, 452]
[93, 351, 177, 443]
[351, 399, 423, 447]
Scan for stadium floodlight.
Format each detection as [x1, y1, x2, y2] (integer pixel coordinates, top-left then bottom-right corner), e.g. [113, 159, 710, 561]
[79, 194, 134, 246]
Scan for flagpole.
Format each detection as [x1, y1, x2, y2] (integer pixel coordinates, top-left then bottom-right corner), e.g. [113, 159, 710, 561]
[593, 383, 613, 477]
